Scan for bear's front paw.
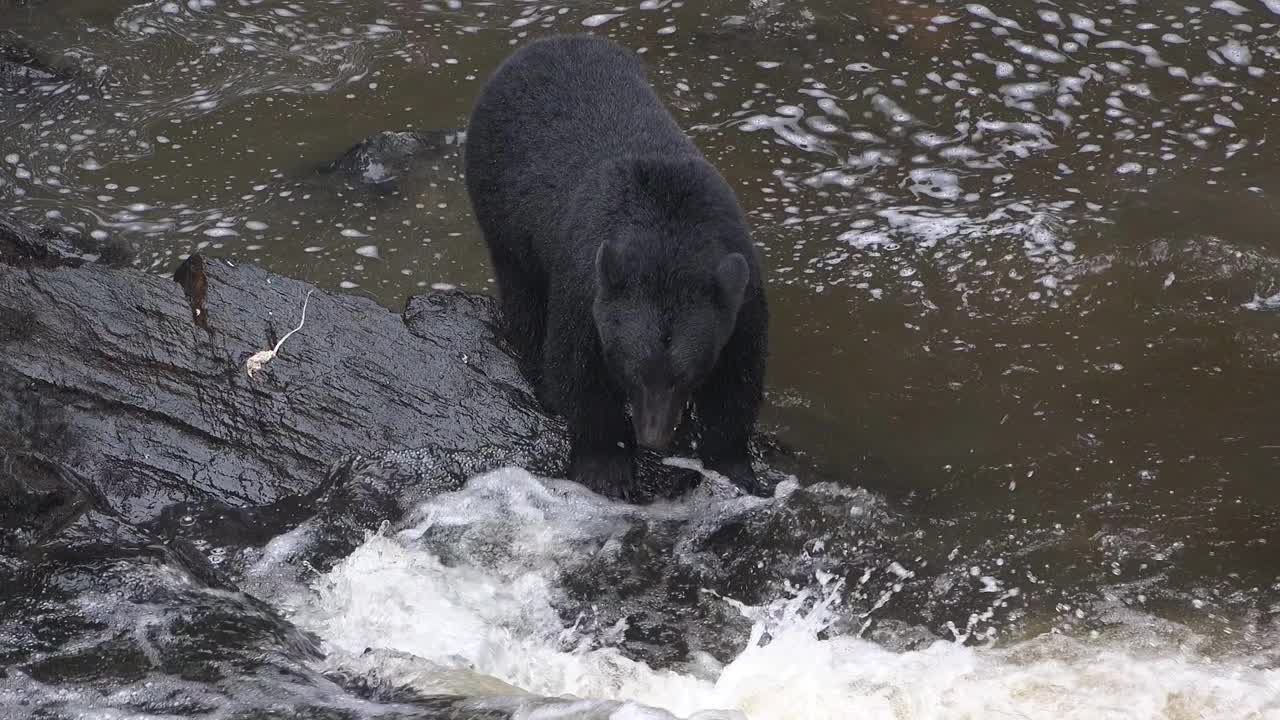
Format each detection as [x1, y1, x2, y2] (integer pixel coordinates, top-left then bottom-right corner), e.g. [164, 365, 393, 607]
[571, 453, 638, 501]
[708, 459, 773, 498]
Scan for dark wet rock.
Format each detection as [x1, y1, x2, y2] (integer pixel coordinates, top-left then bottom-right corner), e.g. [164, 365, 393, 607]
[0, 213, 132, 268]
[0, 538, 482, 718]
[1, 246, 564, 533]
[320, 129, 465, 194]
[0, 40, 63, 90]
[0, 433, 329, 717]
[0, 245, 522, 715]
[0, 234, 566, 715]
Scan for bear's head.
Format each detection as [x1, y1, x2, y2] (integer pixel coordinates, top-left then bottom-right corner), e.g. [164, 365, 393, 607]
[592, 237, 749, 449]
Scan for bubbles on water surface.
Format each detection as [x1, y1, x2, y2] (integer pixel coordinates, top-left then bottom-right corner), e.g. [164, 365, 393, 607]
[2, 0, 1276, 308]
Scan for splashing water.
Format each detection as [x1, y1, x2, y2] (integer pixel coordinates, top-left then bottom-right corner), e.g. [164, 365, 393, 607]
[258, 469, 1280, 720]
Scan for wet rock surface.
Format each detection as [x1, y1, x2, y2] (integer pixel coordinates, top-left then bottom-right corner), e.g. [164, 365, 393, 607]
[0, 231, 558, 715]
[318, 129, 465, 195]
[0, 212, 130, 269]
[1, 239, 557, 523]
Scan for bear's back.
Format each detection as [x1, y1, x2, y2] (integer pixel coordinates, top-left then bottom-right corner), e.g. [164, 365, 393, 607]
[464, 35, 697, 237]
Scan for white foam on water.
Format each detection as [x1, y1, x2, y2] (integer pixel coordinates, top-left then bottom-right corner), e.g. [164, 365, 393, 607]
[582, 13, 622, 27]
[1242, 291, 1280, 312]
[270, 468, 1280, 720]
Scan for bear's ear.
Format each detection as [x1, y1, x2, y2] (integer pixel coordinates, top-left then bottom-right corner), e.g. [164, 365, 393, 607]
[716, 252, 750, 314]
[595, 238, 627, 295]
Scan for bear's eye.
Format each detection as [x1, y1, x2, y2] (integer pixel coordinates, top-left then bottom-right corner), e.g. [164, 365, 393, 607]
[661, 330, 672, 346]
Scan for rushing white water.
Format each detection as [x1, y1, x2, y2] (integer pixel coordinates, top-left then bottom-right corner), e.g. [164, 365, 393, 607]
[259, 468, 1280, 720]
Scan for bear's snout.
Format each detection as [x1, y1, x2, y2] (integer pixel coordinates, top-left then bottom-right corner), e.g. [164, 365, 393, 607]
[633, 387, 685, 449]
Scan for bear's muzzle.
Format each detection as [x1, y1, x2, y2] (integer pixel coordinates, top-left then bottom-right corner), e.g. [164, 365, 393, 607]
[633, 386, 686, 450]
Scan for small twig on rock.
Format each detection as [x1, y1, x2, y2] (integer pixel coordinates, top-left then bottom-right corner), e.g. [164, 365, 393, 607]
[246, 289, 314, 380]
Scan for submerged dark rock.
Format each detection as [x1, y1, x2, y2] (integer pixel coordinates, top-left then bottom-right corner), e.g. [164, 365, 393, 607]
[0, 34, 112, 104]
[0, 213, 131, 269]
[0, 40, 62, 91]
[321, 129, 465, 193]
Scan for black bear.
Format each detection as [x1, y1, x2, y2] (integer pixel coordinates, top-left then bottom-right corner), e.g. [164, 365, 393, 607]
[464, 34, 769, 500]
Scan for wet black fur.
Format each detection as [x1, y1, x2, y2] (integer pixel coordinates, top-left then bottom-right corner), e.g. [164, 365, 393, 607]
[464, 34, 768, 500]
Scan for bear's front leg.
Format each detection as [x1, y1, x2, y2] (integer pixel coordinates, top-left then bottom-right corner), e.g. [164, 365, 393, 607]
[696, 403, 766, 497]
[695, 310, 772, 498]
[564, 392, 637, 500]
[543, 301, 638, 501]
